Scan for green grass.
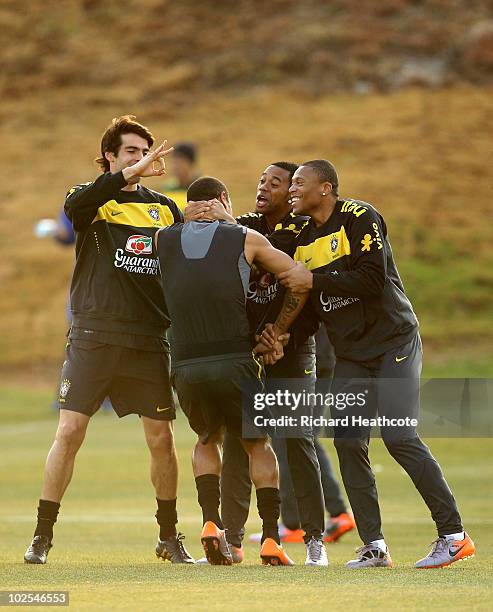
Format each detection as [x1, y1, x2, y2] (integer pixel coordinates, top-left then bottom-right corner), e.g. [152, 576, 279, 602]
[0, 389, 492, 611]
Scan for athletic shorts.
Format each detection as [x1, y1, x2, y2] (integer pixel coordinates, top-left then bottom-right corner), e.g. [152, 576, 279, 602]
[172, 353, 263, 441]
[57, 338, 175, 420]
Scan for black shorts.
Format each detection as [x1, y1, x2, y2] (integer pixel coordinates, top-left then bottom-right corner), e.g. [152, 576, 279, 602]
[172, 353, 263, 441]
[58, 338, 175, 420]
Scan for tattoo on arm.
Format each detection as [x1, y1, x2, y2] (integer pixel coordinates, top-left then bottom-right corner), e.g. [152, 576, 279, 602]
[275, 291, 306, 333]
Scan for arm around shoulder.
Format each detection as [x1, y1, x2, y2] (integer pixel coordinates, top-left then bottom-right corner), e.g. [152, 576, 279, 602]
[245, 229, 295, 275]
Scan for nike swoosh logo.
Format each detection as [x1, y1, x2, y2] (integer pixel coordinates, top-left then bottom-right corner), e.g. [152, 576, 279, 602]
[111, 211, 123, 216]
[304, 369, 314, 375]
[305, 258, 312, 263]
[449, 543, 465, 557]
[395, 356, 408, 362]
[156, 406, 171, 412]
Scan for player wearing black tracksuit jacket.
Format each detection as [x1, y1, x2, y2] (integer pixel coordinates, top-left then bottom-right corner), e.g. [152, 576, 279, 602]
[278, 160, 469, 569]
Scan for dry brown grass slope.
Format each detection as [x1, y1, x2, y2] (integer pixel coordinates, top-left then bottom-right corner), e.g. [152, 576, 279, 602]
[0, 1, 491, 377]
[0, 86, 491, 377]
[1, 0, 492, 100]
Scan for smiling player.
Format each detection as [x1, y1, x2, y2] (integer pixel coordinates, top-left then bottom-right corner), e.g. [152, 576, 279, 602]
[24, 116, 194, 565]
[272, 159, 476, 569]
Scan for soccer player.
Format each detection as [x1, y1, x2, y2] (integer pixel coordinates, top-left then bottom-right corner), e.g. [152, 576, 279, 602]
[241, 164, 354, 546]
[155, 176, 308, 566]
[24, 116, 194, 565]
[186, 164, 349, 565]
[269, 159, 475, 569]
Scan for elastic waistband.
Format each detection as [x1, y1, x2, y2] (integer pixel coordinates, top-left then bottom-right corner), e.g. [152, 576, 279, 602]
[72, 314, 168, 338]
[173, 352, 253, 368]
[173, 339, 252, 361]
[334, 326, 419, 362]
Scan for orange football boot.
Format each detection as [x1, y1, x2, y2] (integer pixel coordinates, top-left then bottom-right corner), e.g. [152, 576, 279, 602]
[260, 538, 295, 566]
[200, 521, 233, 566]
[196, 543, 243, 564]
[324, 513, 356, 543]
[230, 545, 244, 564]
[415, 532, 475, 568]
[281, 528, 305, 543]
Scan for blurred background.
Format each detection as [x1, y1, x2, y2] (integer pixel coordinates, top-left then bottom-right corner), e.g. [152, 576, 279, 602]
[0, 0, 492, 390]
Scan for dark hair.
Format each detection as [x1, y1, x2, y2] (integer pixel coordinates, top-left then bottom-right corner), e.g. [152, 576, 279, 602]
[187, 176, 229, 202]
[302, 159, 339, 196]
[270, 161, 299, 182]
[173, 142, 197, 164]
[95, 115, 154, 173]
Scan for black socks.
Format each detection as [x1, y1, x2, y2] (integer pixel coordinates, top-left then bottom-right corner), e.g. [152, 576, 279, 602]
[155, 498, 178, 540]
[257, 487, 280, 544]
[195, 474, 223, 528]
[34, 499, 60, 540]
[34, 498, 178, 542]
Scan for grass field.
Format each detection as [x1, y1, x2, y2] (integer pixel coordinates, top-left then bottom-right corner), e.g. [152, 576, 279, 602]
[0, 387, 492, 611]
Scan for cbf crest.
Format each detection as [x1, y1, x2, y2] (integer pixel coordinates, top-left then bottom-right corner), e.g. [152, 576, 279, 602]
[148, 206, 160, 222]
[331, 237, 339, 252]
[59, 378, 71, 400]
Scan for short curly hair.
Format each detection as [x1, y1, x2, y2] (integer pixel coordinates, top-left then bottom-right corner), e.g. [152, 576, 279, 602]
[95, 115, 154, 172]
[187, 176, 229, 202]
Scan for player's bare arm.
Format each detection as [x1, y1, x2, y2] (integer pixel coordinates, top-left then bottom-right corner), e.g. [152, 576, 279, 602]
[246, 230, 308, 350]
[244, 229, 296, 275]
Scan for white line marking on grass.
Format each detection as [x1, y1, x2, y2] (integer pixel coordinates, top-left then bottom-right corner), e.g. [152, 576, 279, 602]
[3, 515, 493, 525]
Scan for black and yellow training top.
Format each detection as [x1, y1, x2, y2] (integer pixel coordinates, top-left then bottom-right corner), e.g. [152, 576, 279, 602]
[64, 170, 183, 350]
[294, 199, 418, 361]
[236, 211, 319, 347]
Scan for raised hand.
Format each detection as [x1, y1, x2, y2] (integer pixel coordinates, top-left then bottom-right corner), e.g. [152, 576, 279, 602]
[122, 141, 174, 184]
